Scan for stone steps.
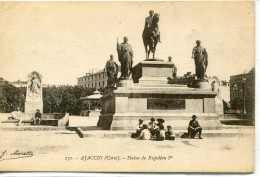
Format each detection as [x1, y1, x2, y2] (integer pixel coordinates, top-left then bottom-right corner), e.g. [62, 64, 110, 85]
[74, 126, 254, 139]
[133, 83, 187, 88]
[0, 126, 66, 131]
[220, 118, 254, 126]
[221, 125, 255, 129]
[131, 87, 190, 91]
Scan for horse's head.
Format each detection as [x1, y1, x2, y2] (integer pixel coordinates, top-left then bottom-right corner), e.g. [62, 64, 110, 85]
[154, 13, 160, 19]
[152, 13, 160, 24]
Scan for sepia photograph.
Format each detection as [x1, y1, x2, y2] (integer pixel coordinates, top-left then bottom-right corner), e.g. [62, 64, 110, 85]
[0, 1, 255, 173]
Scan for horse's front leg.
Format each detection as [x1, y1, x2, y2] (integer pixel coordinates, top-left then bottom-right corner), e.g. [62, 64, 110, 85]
[144, 45, 148, 59]
[153, 46, 156, 59]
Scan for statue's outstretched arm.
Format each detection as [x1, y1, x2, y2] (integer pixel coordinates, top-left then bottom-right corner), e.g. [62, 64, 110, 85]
[144, 19, 148, 29]
[204, 48, 208, 68]
[191, 47, 195, 59]
[130, 45, 133, 58]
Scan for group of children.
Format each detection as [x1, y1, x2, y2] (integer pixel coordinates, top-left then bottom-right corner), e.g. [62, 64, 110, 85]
[131, 115, 203, 140]
[131, 118, 175, 141]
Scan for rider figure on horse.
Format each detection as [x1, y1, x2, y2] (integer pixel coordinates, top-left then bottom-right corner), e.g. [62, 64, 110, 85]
[144, 10, 161, 43]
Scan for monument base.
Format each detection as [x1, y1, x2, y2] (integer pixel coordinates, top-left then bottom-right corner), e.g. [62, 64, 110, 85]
[116, 78, 134, 88]
[98, 59, 221, 131]
[109, 113, 221, 130]
[190, 80, 211, 89]
[25, 101, 43, 120]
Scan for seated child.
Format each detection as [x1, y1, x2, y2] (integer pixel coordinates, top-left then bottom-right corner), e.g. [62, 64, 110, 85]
[131, 119, 144, 138]
[165, 126, 175, 140]
[148, 118, 157, 138]
[155, 124, 165, 141]
[136, 124, 150, 140]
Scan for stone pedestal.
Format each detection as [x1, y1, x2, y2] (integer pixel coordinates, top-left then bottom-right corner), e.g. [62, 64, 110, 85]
[132, 59, 174, 83]
[215, 102, 224, 115]
[24, 101, 43, 120]
[116, 78, 134, 88]
[190, 80, 211, 89]
[98, 60, 222, 130]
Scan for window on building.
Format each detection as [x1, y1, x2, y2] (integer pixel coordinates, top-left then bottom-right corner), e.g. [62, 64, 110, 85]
[92, 83, 93, 88]
[99, 82, 100, 86]
[103, 81, 105, 87]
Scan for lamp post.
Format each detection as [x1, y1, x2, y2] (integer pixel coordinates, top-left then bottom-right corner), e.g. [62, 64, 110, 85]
[242, 77, 246, 114]
[233, 84, 238, 109]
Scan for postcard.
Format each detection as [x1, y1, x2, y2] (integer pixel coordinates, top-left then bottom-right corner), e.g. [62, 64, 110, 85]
[0, 1, 255, 172]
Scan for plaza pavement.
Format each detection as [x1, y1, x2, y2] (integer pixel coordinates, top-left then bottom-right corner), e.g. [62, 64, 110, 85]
[0, 113, 255, 172]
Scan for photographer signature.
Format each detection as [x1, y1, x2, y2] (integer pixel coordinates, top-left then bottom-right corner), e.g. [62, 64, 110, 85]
[0, 149, 33, 161]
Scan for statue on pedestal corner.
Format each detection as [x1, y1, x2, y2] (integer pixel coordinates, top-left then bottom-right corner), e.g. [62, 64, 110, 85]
[105, 54, 118, 87]
[168, 56, 177, 78]
[117, 36, 133, 79]
[191, 40, 208, 80]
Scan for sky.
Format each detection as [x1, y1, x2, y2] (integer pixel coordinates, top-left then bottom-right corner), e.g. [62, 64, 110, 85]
[0, 1, 255, 85]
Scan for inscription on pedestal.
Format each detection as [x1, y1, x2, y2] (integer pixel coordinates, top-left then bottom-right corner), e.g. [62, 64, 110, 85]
[147, 99, 185, 110]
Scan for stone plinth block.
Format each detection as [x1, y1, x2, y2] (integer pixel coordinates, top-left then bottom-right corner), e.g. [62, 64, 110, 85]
[215, 102, 224, 115]
[132, 60, 175, 83]
[116, 78, 133, 88]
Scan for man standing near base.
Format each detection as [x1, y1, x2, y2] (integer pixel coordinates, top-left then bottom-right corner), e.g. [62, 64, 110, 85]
[34, 109, 42, 125]
[188, 115, 203, 139]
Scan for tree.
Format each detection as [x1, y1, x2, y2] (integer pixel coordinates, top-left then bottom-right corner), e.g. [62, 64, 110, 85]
[0, 81, 26, 112]
[1, 83, 96, 115]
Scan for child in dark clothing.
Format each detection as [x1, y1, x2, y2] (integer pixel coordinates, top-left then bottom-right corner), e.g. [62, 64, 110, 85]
[165, 126, 175, 140]
[155, 124, 165, 141]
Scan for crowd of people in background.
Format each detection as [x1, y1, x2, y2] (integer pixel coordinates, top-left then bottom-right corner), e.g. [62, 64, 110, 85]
[131, 115, 203, 141]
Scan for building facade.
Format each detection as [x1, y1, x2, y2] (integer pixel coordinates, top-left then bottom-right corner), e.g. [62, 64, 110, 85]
[77, 69, 108, 89]
[11, 80, 55, 88]
[11, 80, 27, 87]
[230, 69, 255, 118]
[77, 66, 121, 89]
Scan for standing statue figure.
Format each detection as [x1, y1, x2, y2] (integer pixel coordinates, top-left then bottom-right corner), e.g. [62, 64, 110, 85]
[26, 71, 42, 101]
[142, 10, 161, 59]
[105, 54, 118, 87]
[191, 40, 208, 80]
[168, 56, 177, 78]
[117, 36, 133, 79]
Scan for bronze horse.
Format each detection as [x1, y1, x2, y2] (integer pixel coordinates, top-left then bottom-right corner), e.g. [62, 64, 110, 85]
[142, 13, 160, 59]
